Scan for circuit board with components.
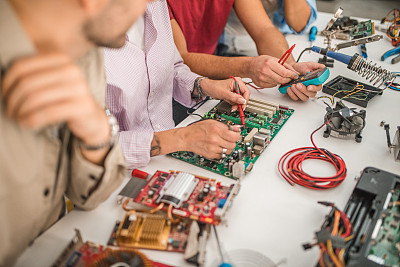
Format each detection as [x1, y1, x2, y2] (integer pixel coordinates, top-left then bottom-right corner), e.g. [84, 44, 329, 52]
[368, 187, 400, 266]
[123, 170, 239, 225]
[107, 212, 199, 253]
[350, 20, 375, 39]
[170, 98, 294, 179]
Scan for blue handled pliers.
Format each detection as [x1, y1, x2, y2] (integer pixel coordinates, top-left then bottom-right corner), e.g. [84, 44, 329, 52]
[381, 46, 400, 64]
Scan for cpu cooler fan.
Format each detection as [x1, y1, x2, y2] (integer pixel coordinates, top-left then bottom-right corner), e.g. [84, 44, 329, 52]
[323, 101, 366, 143]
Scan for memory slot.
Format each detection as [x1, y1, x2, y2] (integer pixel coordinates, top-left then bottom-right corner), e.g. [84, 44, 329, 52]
[247, 101, 276, 114]
[248, 98, 279, 111]
[245, 105, 273, 118]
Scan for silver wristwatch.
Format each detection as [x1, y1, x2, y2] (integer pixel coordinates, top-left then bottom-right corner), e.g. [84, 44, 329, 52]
[193, 76, 208, 99]
[80, 109, 119, 151]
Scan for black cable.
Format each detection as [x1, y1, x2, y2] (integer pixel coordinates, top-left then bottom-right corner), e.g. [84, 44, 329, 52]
[296, 47, 312, 62]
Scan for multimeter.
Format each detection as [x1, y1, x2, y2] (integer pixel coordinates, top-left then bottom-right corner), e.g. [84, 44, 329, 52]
[279, 67, 330, 94]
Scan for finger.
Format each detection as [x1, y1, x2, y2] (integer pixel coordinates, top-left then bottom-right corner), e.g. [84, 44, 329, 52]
[286, 86, 299, 101]
[18, 98, 88, 129]
[220, 128, 241, 143]
[259, 69, 292, 85]
[225, 91, 246, 106]
[234, 77, 250, 110]
[219, 139, 238, 150]
[12, 82, 84, 119]
[292, 84, 309, 102]
[270, 61, 299, 80]
[294, 83, 317, 98]
[6, 65, 82, 117]
[2, 54, 72, 96]
[306, 84, 322, 92]
[283, 63, 300, 75]
[306, 62, 325, 71]
[230, 125, 242, 132]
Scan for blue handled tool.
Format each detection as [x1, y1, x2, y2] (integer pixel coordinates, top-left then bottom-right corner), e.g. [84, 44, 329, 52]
[359, 44, 367, 59]
[381, 46, 400, 64]
[309, 26, 318, 47]
[279, 67, 330, 94]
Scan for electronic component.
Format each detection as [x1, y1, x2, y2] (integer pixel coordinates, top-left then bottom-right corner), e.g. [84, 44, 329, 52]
[244, 128, 258, 143]
[52, 229, 152, 267]
[305, 167, 400, 266]
[279, 67, 330, 94]
[350, 20, 375, 39]
[322, 75, 382, 107]
[114, 212, 172, 251]
[170, 97, 294, 179]
[253, 145, 264, 155]
[335, 35, 383, 51]
[107, 211, 210, 257]
[159, 172, 199, 208]
[323, 101, 366, 143]
[380, 9, 400, 46]
[253, 132, 269, 147]
[232, 161, 245, 180]
[121, 170, 240, 225]
[215, 100, 233, 115]
[383, 124, 400, 161]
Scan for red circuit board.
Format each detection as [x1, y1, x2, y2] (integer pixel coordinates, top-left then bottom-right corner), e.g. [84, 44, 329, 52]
[131, 170, 237, 225]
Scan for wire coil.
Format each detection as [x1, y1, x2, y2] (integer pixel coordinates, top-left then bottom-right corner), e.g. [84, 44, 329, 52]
[349, 55, 397, 88]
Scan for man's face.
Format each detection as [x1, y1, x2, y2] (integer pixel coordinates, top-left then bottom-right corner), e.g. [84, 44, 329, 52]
[84, 0, 148, 48]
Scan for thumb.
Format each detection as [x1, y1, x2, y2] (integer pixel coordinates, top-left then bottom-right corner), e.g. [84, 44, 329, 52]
[309, 62, 326, 70]
[225, 91, 247, 106]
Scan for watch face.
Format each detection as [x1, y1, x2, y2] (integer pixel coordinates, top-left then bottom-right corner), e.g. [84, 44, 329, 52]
[109, 115, 120, 136]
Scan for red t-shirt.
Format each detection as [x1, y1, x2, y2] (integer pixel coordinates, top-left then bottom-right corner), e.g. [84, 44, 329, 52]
[167, 0, 234, 55]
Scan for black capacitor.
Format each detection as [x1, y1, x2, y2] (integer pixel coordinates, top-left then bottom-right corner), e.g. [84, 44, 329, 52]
[203, 188, 209, 195]
[228, 161, 234, 172]
[198, 193, 204, 202]
[148, 190, 154, 197]
[232, 151, 238, 160]
[204, 184, 210, 189]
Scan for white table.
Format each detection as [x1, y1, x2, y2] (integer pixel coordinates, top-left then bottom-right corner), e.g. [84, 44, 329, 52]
[16, 12, 400, 267]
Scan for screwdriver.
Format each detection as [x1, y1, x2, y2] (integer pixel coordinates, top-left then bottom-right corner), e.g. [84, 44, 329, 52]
[309, 26, 317, 47]
[213, 225, 232, 267]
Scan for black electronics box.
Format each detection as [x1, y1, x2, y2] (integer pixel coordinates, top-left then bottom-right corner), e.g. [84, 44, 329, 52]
[323, 76, 382, 108]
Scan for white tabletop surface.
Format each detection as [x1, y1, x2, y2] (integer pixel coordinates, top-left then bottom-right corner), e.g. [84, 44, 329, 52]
[16, 12, 400, 267]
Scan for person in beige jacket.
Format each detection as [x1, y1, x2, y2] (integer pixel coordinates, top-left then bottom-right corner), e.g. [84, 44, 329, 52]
[0, 0, 148, 265]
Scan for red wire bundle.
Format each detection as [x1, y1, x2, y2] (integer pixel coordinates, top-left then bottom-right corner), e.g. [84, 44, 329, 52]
[278, 119, 347, 190]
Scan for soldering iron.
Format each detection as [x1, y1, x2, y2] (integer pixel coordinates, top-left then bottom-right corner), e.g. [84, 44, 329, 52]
[310, 46, 397, 88]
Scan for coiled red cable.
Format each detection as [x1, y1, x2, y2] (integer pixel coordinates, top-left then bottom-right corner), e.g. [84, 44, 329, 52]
[278, 119, 347, 190]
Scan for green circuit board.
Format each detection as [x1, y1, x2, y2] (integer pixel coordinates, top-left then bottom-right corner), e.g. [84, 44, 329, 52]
[368, 187, 400, 266]
[169, 99, 294, 179]
[350, 20, 375, 39]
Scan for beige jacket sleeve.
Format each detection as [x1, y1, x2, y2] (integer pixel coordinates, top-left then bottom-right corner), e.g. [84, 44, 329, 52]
[66, 48, 126, 210]
[67, 138, 125, 210]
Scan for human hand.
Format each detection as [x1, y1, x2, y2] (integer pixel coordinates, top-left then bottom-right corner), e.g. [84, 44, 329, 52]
[201, 77, 250, 112]
[286, 62, 325, 101]
[2, 53, 110, 148]
[181, 120, 241, 159]
[248, 55, 299, 88]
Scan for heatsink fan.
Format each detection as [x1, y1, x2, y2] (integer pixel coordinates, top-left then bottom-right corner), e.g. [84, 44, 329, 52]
[323, 101, 366, 143]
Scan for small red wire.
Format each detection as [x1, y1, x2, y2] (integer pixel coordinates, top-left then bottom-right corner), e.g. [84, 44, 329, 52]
[245, 82, 263, 89]
[278, 119, 347, 190]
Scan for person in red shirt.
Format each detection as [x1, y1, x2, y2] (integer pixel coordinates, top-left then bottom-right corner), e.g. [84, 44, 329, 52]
[167, 0, 323, 102]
